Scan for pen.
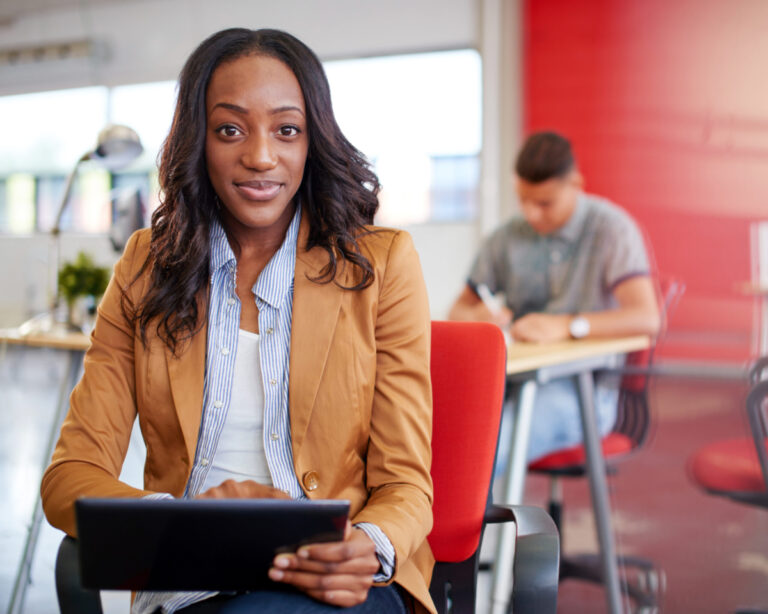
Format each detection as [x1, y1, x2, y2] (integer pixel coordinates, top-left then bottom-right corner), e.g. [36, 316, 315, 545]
[476, 284, 502, 314]
[476, 284, 513, 345]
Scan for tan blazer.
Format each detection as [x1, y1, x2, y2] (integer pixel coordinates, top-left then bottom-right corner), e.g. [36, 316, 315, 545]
[41, 213, 436, 613]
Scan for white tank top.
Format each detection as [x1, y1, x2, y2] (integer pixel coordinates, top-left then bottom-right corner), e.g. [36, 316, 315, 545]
[201, 329, 273, 490]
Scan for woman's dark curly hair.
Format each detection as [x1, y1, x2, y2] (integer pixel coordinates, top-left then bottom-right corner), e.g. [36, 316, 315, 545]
[129, 28, 380, 354]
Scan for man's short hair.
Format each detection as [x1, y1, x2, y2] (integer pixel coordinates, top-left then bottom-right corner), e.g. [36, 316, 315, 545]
[515, 131, 576, 183]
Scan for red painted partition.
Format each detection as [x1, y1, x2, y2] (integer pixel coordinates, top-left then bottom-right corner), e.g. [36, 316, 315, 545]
[523, 0, 768, 364]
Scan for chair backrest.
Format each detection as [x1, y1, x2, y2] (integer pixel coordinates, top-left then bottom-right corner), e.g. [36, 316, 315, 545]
[427, 320, 507, 563]
[613, 276, 685, 447]
[747, 358, 768, 493]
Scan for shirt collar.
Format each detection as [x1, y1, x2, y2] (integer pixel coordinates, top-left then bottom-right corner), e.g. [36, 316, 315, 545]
[209, 217, 236, 273]
[551, 192, 588, 243]
[254, 206, 301, 308]
[208, 206, 302, 309]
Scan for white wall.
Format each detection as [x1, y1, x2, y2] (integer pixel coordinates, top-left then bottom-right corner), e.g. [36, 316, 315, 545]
[0, 234, 117, 325]
[0, 0, 523, 327]
[407, 222, 479, 319]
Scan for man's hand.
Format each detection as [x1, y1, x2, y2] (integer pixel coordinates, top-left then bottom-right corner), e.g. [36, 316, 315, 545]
[196, 479, 291, 500]
[268, 520, 380, 607]
[511, 313, 571, 343]
[449, 285, 513, 329]
[480, 303, 514, 330]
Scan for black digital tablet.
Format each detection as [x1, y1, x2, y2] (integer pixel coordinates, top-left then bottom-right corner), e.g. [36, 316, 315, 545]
[75, 497, 350, 591]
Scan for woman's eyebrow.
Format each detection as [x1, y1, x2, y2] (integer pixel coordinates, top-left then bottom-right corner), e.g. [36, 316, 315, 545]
[210, 102, 305, 117]
[270, 105, 305, 117]
[212, 102, 248, 114]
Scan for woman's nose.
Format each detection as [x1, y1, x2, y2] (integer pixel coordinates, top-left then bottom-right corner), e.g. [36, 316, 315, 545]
[241, 134, 277, 171]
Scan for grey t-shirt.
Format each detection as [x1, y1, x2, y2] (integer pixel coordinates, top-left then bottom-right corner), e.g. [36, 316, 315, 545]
[468, 193, 650, 317]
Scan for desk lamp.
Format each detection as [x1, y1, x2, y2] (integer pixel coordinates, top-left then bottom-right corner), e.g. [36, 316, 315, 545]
[18, 124, 143, 336]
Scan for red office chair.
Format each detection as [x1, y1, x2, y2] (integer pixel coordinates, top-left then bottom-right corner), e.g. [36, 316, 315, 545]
[525, 277, 685, 611]
[687, 357, 768, 614]
[428, 320, 559, 614]
[688, 356, 768, 509]
[55, 321, 559, 614]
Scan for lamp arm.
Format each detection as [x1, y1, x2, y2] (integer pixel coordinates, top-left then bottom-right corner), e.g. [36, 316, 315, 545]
[52, 152, 91, 236]
[49, 152, 91, 310]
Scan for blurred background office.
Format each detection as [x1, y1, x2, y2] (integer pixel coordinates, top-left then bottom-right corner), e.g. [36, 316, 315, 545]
[1, 0, 767, 613]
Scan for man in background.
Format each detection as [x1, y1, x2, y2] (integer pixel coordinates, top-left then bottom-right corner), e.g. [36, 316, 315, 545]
[449, 130, 660, 465]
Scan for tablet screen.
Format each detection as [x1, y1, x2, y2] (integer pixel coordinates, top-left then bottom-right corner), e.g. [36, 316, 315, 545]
[75, 497, 350, 591]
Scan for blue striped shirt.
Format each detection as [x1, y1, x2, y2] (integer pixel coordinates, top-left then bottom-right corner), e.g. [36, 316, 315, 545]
[133, 207, 394, 614]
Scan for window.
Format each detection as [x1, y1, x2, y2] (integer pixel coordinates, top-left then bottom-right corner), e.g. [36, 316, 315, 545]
[430, 155, 480, 222]
[0, 49, 481, 234]
[325, 49, 482, 225]
[4, 174, 36, 233]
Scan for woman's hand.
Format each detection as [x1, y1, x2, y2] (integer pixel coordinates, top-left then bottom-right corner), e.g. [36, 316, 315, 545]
[268, 520, 380, 607]
[196, 479, 291, 500]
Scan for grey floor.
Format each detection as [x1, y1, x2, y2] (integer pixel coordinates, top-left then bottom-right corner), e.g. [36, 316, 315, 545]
[2, 345, 768, 613]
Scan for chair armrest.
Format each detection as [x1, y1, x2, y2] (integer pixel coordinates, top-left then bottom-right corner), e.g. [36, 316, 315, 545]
[749, 356, 768, 385]
[55, 536, 103, 614]
[485, 504, 560, 614]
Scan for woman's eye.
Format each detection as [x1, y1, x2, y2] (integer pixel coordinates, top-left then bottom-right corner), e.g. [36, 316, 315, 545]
[278, 125, 300, 137]
[216, 124, 241, 137]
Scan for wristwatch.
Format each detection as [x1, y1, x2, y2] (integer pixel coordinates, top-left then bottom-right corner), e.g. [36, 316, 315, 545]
[569, 315, 590, 339]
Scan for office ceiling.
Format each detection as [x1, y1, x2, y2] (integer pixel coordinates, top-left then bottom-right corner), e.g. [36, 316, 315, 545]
[0, 0, 122, 26]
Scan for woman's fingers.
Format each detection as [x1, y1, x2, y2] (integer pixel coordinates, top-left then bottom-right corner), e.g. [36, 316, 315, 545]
[296, 535, 375, 563]
[304, 588, 370, 608]
[272, 550, 379, 575]
[196, 479, 291, 499]
[268, 568, 372, 590]
[268, 526, 380, 606]
[268, 567, 373, 605]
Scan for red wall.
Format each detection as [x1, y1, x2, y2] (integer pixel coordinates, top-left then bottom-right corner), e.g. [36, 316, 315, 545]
[523, 0, 768, 364]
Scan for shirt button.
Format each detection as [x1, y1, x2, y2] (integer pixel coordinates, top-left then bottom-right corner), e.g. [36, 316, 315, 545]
[213, 400, 223, 408]
[200, 458, 209, 467]
[221, 347, 230, 355]
[266, 328, 274, 335]
[270, 433, 279, 441]
[270, 378, 277, 385]
[227, 297, 236, 306]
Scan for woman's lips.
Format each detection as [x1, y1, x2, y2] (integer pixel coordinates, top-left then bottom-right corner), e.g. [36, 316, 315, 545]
[234, 180, 282, 201]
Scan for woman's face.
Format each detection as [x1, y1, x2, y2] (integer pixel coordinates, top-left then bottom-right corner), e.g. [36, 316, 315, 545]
[205, 53, 309, 241]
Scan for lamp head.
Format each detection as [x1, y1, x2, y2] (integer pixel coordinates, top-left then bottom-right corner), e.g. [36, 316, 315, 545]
[89, 124, 143, 170]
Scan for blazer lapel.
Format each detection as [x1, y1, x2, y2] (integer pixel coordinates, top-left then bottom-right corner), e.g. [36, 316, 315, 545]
[167, 307, 208, 465]
[289, 216, 346, 457]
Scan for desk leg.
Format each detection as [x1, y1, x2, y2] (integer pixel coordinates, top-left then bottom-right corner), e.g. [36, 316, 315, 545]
[7, 349, 84, 614]
[575, 371, 624, 614]
[489, 379, 537, 614]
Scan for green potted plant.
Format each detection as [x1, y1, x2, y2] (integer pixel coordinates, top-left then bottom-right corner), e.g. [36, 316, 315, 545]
[57, 251, 110, 330]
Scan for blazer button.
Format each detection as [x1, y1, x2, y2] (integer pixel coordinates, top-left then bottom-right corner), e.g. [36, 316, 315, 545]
[302, 471, 319, 491]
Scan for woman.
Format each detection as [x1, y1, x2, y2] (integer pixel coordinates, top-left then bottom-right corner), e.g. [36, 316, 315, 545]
[41, 28, 434, 614]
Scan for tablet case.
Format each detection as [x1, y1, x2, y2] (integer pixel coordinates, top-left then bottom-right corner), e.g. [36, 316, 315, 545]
[75, 497, 350, 591]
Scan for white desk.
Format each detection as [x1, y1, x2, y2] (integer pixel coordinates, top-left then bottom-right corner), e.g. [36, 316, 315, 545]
[1, 329, 90, 614]
[490, 335, 651, 614]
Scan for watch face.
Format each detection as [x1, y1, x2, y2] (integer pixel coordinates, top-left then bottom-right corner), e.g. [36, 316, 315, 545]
[570, 316, 590, 339]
